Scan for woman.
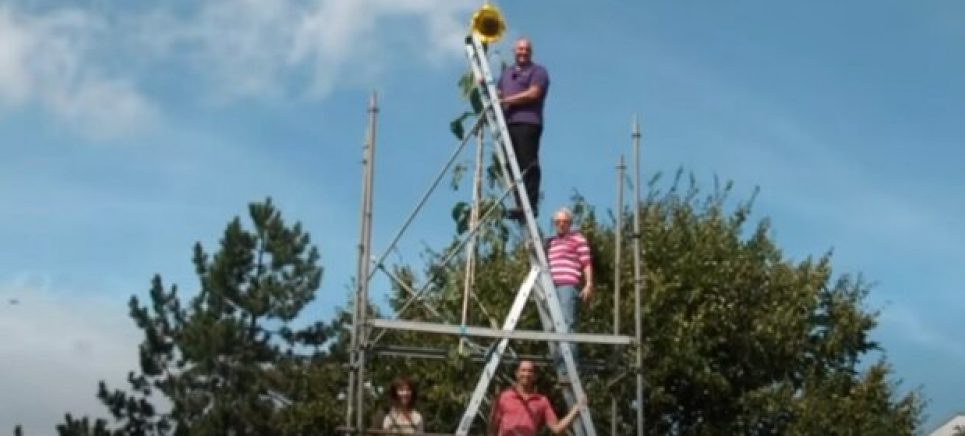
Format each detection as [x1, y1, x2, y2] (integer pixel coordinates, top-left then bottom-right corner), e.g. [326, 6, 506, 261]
[381, 378, 424, 434]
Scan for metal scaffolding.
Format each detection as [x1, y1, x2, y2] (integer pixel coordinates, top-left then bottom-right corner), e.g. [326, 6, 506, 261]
[341, 38, 647, 436]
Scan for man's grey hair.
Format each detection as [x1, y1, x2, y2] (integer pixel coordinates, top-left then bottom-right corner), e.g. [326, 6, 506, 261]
[554, 207, 573, 219]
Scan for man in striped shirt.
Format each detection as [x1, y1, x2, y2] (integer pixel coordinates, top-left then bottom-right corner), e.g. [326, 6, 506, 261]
[544, 207, 594, 379]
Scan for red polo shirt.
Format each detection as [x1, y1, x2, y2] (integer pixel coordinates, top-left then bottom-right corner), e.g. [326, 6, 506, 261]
[490, 387, 558, 436]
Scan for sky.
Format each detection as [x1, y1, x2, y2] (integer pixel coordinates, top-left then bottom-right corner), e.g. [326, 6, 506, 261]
[0, 0, 962, 432]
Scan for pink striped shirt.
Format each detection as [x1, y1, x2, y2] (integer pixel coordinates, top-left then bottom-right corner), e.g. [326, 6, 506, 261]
[546, 231, 591, 286]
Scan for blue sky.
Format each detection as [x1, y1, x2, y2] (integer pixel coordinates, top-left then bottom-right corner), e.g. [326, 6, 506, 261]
[0, 0, 962, 432]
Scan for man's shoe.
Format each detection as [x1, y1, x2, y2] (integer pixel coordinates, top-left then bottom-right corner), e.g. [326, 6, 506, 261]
[504, 206, 540, 221]
[504, 209, 525, 221]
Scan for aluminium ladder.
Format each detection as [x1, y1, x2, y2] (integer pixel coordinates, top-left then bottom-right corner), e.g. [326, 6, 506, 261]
[454, 33, 597, 436]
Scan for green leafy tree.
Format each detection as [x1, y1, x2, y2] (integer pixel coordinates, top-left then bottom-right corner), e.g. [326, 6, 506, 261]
[51, 198, 347, 435]
[377, 108, 927, 435]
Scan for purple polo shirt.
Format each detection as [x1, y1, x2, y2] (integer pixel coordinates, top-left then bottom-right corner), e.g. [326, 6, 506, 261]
[497, 62, 550, 125]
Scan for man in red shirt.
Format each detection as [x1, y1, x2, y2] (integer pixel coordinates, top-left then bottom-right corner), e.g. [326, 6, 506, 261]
[487, 360, 586, 436]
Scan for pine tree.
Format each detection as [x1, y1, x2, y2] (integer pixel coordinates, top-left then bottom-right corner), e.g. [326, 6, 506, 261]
[55, 414, 114, 436]
[55, 198, 344, 435]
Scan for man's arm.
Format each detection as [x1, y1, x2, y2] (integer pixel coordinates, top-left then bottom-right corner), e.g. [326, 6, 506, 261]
[545, 396, 587, 435]
[581, 263, 594, 299]
[578, 234, 594, 301]
[501, 84, 541, 105]
[500, 66, 548, 106]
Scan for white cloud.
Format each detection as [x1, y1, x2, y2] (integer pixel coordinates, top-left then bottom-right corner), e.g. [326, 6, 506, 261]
[0, 4, 158, 141]
[0, 0, 478, 139]
[290, 0, 477, 92]
[0, 10, 31, 105]
[0, 274, 141, 433]
[139, 0, 477, 101]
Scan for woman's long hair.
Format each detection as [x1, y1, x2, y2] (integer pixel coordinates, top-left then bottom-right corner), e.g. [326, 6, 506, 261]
[387, 377, 418, 410]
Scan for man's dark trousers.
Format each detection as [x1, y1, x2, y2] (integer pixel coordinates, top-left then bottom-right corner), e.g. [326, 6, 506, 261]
[506, 122, 543, 217]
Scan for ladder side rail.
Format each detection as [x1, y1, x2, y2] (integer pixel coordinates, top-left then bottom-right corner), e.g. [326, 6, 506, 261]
[525, 250, 575, 402]
[525, 244, 595, 434]
[530, 275, 594, 436]
[463, 40, 518, 203]
[455, 267, 542, 435]
[466, 34, 597, 435]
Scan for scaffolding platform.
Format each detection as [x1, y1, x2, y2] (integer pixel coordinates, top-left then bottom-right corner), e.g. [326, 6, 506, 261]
[370, 345, 617, 372]
[369, 319, 634, 345]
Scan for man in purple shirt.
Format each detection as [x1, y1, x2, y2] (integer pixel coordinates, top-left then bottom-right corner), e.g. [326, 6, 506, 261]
[496, 37, 550, 220]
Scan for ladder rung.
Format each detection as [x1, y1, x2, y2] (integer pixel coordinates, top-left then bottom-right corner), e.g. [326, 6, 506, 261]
[369, 319, 634, 345]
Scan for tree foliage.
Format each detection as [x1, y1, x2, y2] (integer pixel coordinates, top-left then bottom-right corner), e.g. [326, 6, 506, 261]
[54, 414, 113, 436]
[50, 198, 349, 435]
[373, 166, 924, 435]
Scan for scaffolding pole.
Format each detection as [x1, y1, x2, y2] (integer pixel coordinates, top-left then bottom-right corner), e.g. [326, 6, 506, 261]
[339, 87, 642, 434]
[369, 345, 614, 370]
[370, 318, 633, 345]
[460, 127, 486, 354]
[346, 92, 379, 434]
[364, 112, 487, 284]
[632, 115, 645, 436]
[611, 154, 625, 435]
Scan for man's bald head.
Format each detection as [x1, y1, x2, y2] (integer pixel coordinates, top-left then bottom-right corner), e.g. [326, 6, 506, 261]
[514, 37, 533, 66]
